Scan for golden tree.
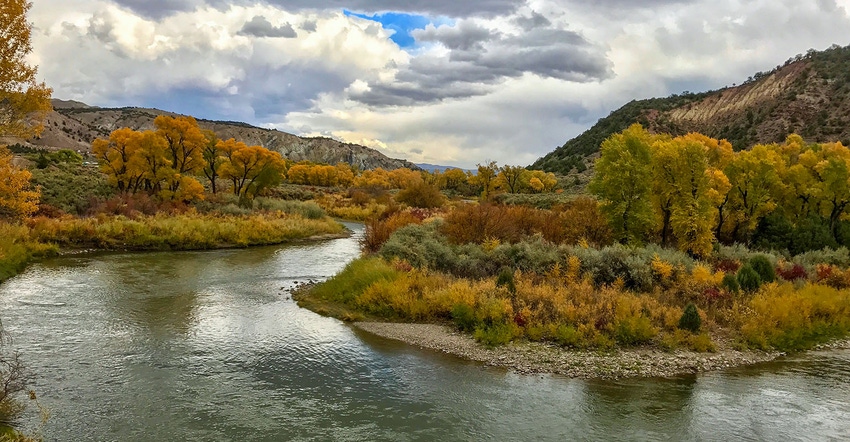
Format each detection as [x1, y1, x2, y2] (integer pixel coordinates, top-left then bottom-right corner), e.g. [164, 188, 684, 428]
[0, 0, 51, 139]
[0, 146, 38, 219]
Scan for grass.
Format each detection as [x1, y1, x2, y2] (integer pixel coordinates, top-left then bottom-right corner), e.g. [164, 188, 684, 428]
[26, 211, 344, 251]
[0, 223, 57, 283]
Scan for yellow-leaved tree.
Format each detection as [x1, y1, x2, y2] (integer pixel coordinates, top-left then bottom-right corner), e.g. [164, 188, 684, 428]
[0, 146, 38, 219]
[1, 0, 52, 139]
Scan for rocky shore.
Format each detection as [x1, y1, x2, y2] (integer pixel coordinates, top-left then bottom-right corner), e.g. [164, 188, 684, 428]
[353, 322, 787, 379]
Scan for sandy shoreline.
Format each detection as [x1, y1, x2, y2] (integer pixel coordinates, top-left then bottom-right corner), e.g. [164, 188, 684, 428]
[353, 322, 795, 379]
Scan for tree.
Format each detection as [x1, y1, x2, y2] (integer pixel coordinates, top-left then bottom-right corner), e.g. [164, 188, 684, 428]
[651, 134, 724, 257]
[497, 165, 530, 194]
[220, 144, 286, 199]
[0, 146, 38, 219]
[589, 124, 656, 244]
[154, 115, 207, 195]
[0, 0, 52, 139]
[722, 144, 784, 242]
[201, 129, 223, 194]
[92, 128, 145, 193]
[472, 161, 499, 200]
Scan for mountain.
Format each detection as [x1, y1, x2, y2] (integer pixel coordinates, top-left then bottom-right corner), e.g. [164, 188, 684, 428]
[25, 101, 419, 171]
[415, 163, 475, 173]
[533, 43, 850, 174]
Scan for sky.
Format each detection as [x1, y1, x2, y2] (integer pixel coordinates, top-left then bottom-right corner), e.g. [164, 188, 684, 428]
[28, 0, 850, 168]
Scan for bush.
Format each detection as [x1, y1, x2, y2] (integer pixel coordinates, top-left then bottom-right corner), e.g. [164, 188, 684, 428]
[678, 303, 701, 333]
[395, 182, 446, 209]
[721, 273, 740, 294]
[362, 210, 422, 253]
[474, 323, 517, 347]
[737, 265, 762, 292]
[776, 263, 808, 281]
[496, 267, 516, 293]
[451, 304, 479, 332]
[749, 255, 776, 283]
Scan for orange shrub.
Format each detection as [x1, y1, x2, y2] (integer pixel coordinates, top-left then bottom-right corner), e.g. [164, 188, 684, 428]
[361, 210, 422, 253]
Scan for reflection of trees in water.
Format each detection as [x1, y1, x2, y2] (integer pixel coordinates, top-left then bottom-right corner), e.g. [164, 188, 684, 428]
[582, 376, 698, 438]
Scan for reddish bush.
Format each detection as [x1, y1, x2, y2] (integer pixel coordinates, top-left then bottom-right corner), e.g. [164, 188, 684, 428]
[440, 203, 579, 245]
[714, 259, 742, 274]
[776, 264, 808, 281]
[552, 197, 613, 246]
[361, 210, 422, 253]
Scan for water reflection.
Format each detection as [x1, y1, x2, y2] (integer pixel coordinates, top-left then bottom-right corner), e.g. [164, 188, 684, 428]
[0, 225, 848, 441]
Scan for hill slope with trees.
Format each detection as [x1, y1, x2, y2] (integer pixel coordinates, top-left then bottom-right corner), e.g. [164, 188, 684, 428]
[533, 44, 850, 174]
[20, 100, 419, 171]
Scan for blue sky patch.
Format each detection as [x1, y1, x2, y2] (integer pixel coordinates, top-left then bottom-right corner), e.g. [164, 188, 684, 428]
[344, 10, 452, 49]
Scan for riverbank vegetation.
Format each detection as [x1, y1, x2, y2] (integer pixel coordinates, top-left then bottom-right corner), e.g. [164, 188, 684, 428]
[299, 126, 850, 355]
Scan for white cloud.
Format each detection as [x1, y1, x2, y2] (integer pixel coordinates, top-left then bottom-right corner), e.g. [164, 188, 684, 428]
[28, 0, 850, 168]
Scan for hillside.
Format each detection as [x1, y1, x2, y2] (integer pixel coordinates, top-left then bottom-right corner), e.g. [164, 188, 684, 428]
[533, 43, 850, 174]
[24, 101, 418, 171]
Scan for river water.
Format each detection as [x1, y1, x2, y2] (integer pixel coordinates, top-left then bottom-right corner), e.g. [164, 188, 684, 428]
[0, 223, 848, 441]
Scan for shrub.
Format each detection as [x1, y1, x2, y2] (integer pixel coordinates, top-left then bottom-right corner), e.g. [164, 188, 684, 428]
[737, 265, 762, 292]
[362, 210, 422, 253]
[678, 303, 701, 333]
[451, 304, 479, 332]
[749, 255, 776, 283]
[474, 323, 517, 347]
[395, 182, 446, 209]
[740, 283, 850, 350]
[553, 324, 581, 347]
[496, 267, 516, 294]
[776, 263, 808, 281]
[721, 273, 740, 294]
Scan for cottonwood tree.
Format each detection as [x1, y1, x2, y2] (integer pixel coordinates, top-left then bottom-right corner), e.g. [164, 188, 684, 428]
[589, 124, 656, 244]
[0, 0, 51, 139]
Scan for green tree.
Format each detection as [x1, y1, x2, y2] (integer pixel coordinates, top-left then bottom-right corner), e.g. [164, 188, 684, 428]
[589, 124, 656, 244]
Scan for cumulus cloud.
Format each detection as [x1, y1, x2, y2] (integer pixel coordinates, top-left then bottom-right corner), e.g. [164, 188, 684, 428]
[28, 0, 850, 168]
[239, 16, 297, 38]
[352, 21, 612, 106]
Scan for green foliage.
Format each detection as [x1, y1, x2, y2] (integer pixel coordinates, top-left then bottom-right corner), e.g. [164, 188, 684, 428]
[474, 323, 517, 347]
[678, 303, 702, 333]
[721, 273, 740, 294]
[310, 257, 400, 305]
[737, 265, 762, 292]
[451, 304, 479, 333]
[749, 255, 776, 283]
[496, 267, 516, 294]
[588, 124, 656, 244]
[29, 163, 113, 215]
[0, 223, 56, 282]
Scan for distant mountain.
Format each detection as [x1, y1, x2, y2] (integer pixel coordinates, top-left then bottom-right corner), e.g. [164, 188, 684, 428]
[533, 43, 850, 174]
[26, 101, 419, 171]
[415, 163, 474, 173]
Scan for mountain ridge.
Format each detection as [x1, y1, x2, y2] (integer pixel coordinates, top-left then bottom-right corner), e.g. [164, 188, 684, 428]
[534, 43, 850, 174]
[24, 101, 419, 171]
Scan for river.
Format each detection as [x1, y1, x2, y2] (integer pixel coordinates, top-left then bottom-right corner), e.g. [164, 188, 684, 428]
[0, 223, 848, 441]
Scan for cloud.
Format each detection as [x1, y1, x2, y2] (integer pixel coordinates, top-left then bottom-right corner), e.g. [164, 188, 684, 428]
[112, 0, 527, 19]
[29, 0, 850, 168]
[353, 22, 613, 106]
[239, 15, 297, 38]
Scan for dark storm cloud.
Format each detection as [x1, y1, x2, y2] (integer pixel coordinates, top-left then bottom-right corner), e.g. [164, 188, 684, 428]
[413, 21, 498, 50]
[111, 0, 199, 19]
[238, 16, 297, 38]
[112, 0, 525, 19]
[513, 11, 551, 30]
[354, 25, 612, 106]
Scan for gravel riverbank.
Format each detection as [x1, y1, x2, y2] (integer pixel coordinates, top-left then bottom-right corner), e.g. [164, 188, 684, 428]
[353, 322, 790, 379]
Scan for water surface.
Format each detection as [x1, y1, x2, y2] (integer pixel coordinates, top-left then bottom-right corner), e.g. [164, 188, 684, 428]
[1, 223, 848, 441]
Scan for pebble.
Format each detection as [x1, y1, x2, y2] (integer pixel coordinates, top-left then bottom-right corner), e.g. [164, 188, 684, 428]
[353, 322, 788, 379]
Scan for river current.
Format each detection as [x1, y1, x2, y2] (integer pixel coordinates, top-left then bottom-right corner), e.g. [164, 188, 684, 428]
[0, 223, 848, 441]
